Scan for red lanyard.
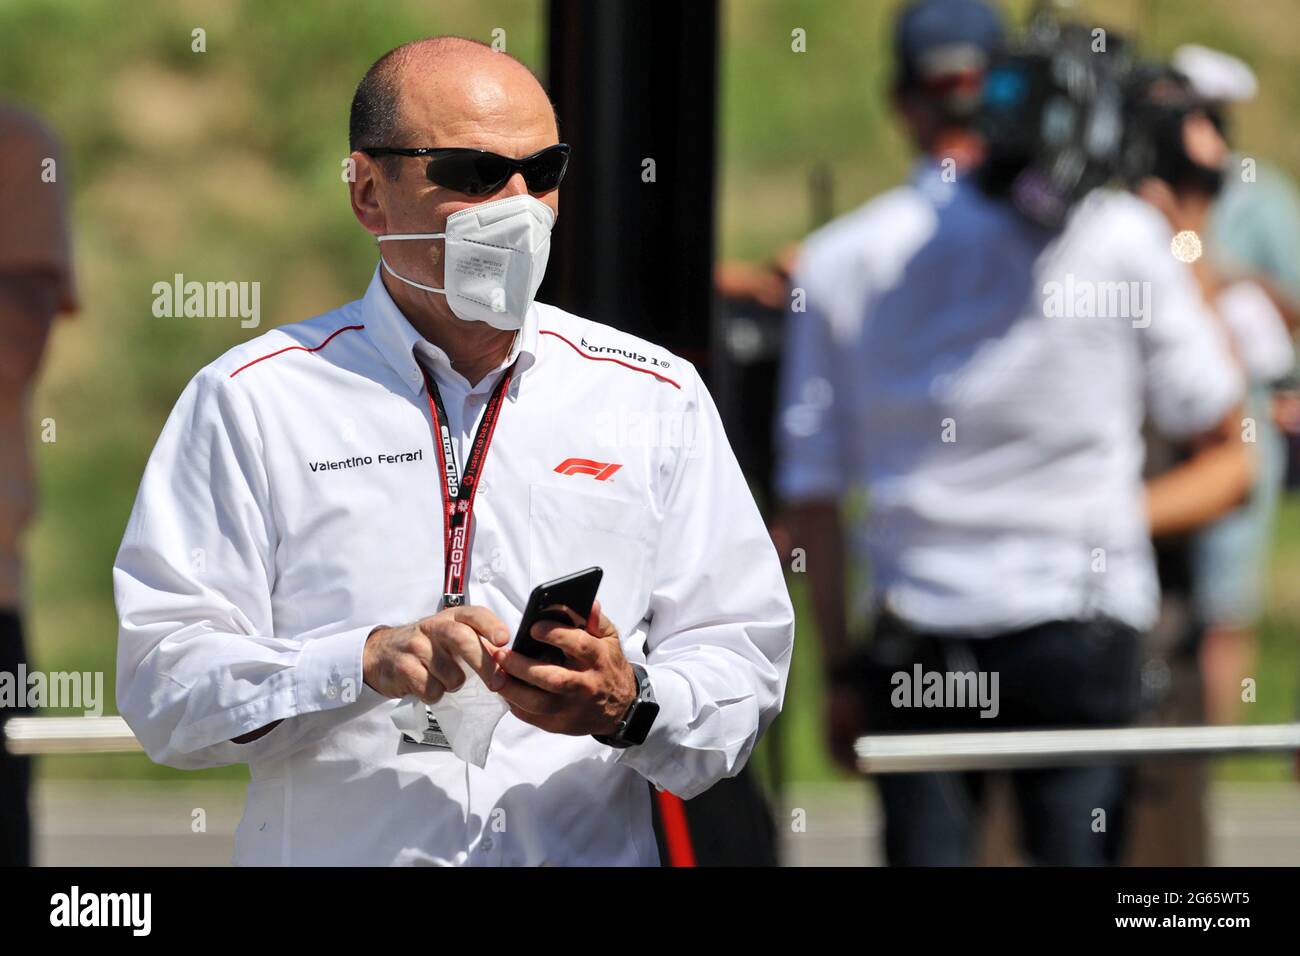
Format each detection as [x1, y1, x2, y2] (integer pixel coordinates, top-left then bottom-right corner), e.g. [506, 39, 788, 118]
[422, 359, 517, 608]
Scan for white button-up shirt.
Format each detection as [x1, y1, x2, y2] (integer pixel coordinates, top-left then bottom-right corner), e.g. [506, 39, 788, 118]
[777, 182, 1242, 635]
[114, 268, 794, 866]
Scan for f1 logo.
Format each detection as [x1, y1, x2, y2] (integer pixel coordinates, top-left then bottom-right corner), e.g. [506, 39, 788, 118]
[554, 458, 622, 481]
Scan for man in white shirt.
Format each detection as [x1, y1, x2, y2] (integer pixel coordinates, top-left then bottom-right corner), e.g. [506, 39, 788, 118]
[114, 36, 793, 866]
[776, 21, 1249, 864]
[776, 0, 1003, 776]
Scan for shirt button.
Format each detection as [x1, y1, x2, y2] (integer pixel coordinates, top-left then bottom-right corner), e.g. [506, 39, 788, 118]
[481, 837, 494, 851]
[477, 566, 494, 583]
[325, 684, 338, 699]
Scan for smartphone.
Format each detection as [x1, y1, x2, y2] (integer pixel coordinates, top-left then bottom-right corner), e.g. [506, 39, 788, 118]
[511, 567, 604, 665]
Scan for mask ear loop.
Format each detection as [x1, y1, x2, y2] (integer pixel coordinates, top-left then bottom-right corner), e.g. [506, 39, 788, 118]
[376, 232, 448, 296]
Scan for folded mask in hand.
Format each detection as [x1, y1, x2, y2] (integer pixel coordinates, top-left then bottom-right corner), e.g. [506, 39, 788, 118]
[390, 661, 508, 768]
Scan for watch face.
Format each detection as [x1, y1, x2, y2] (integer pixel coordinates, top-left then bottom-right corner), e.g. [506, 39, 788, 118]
[622, 699, 660, 746]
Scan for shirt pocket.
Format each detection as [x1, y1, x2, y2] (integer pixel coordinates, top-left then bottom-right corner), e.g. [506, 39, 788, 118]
[527, 483, 654, 642]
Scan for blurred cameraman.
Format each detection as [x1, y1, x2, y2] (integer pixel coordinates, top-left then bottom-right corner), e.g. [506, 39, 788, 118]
[775, 18, 1251, 866]
[774, 0, 1005, 764]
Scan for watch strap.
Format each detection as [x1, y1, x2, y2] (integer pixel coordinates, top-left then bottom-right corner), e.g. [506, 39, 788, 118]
[594, 662, 657, 748]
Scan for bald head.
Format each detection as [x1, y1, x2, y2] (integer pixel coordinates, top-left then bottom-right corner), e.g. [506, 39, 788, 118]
[346, 36, 564, 340]
[349, 37, 558, 170]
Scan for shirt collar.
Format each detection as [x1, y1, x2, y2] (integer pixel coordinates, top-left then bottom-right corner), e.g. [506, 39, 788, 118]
[909, 158, 961, 207]
[360, 265, 539, 400]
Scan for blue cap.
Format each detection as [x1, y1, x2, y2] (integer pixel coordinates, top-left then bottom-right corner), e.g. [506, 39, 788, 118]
[894, 0, 1005, 87]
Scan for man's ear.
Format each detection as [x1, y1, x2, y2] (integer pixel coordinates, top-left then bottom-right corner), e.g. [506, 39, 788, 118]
[348, 151, 389, 237]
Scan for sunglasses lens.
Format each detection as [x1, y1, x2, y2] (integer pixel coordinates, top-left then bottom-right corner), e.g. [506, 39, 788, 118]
[424, 147, 568, 196]
[426, 152, 508, 195]
[524, 147, 569, 193]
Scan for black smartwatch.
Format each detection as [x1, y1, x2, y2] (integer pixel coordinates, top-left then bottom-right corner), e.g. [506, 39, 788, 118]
[594, 662, 659, 749]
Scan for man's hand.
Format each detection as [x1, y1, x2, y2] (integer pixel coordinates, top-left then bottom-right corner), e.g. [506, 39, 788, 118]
[826, 681, 865, 773]
[1146, 404, 1253, 538]
[489, 600, 637, 736]
[363, 605, 511, 703]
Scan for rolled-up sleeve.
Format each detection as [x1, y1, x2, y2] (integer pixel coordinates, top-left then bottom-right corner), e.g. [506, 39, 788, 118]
[615, 367, 795, 798]
[113, 368, 373, 769]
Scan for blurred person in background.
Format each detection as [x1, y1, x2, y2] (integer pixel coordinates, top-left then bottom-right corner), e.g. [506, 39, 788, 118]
[1168, 45, 1300, 726]
[773, 0, 1005, 778]
[776, 17, 1252, 865]
[1121, 60, 1252, 865]
[0, 104, 78, 866]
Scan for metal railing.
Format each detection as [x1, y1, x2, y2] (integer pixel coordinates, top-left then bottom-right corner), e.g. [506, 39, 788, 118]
[856, 723, 1300, 773]
[5, 716, 1299, 772]
[4, 716, 142, 754]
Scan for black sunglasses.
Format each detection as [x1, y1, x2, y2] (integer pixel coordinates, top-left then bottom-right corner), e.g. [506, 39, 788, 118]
[362, 143, 571, 196]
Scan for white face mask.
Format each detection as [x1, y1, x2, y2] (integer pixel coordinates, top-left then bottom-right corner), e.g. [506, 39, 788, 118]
[376, 194, 556, 331]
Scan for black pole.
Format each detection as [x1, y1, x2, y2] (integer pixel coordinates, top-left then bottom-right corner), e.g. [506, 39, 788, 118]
[544, 0, 780, 866]
[542, 0, 718, 374]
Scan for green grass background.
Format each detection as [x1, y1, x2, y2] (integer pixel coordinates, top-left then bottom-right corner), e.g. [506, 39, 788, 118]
[1, 0, 1296, 784]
